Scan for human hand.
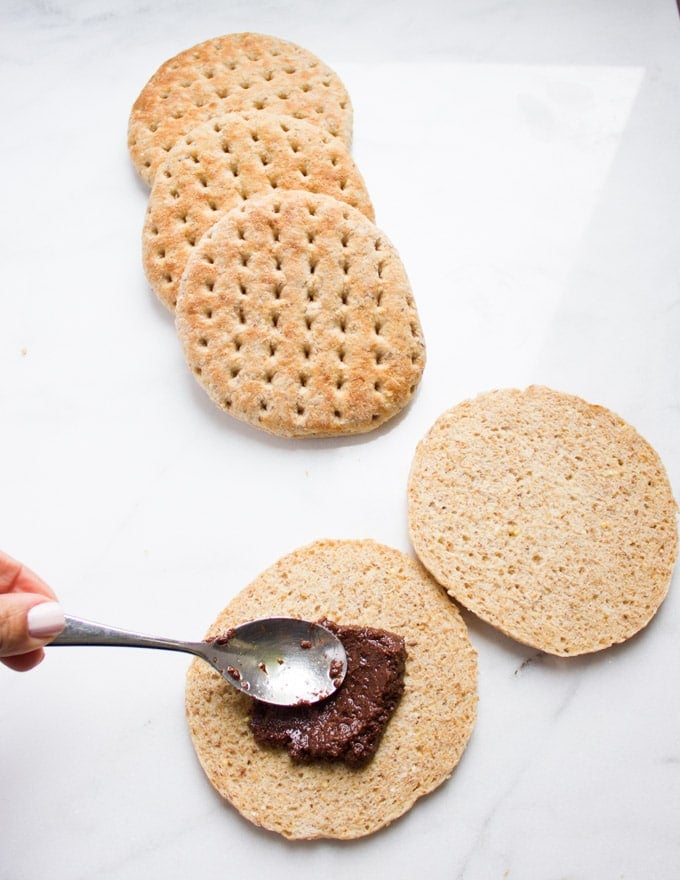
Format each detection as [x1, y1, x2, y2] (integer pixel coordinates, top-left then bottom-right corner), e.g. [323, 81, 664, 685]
[0, 551, 64, 671]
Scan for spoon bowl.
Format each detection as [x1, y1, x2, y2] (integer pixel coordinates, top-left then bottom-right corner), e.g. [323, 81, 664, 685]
[50, 614, 347, 706]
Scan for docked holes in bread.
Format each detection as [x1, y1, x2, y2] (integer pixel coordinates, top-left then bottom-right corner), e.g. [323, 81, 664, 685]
[128, 32, 353, 185]
[144, 112, 373, 311]
[175, 191, 425, 438]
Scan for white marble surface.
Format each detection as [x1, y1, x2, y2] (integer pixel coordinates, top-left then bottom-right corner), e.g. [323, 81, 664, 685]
[2, 1, 679, 877]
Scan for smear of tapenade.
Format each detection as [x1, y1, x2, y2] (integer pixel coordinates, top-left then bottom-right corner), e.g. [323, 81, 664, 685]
[249, 619, 406, 766]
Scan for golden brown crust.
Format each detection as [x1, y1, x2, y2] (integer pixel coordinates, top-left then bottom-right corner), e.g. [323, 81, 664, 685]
[185, 539, 478, 840]
[144, 111, 373, 311]
[128, 33, 353, 184]
[408, 386, 678, 656]
[175, 191, 425, 438]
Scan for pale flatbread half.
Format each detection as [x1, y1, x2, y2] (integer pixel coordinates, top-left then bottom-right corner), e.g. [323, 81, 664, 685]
[185, 539, 478, 840]
[408, 386, 678, 656]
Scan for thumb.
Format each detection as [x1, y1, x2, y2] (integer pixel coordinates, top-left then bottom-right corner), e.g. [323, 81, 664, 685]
[0, 594, 64, 658]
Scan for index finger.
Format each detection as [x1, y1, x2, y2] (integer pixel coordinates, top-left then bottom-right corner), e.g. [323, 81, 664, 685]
[0, 551, 57, 599]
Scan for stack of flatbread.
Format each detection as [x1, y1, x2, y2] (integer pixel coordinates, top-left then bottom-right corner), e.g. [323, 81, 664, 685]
[129, 33, 425, 438]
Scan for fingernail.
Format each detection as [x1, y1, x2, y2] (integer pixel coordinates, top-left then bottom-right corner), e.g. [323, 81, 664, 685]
[27, 602, 65, 638]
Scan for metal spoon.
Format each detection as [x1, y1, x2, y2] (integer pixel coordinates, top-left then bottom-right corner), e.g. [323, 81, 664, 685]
[50, 615, 347, 706]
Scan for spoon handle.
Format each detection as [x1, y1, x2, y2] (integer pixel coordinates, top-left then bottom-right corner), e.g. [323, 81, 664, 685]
[50, 614, 203, 657]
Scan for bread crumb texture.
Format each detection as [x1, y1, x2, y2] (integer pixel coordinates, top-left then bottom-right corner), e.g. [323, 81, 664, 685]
[128, 32, 353, 185]
[408, 385, 678, 656]
[175, 191, 425, 438]
[185, 539, 477, 839]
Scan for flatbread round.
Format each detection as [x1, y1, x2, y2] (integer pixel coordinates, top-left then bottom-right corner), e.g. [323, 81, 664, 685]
[408, 386, 678, 656]
[128, 32, 352, 184]
[144, 111, 373, 311]
[175, 191, 425, 438]
[185, 539, 478, 840]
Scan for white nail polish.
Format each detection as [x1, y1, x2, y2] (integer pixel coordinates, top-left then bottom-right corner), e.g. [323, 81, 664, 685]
[27, 602, 65, 638]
